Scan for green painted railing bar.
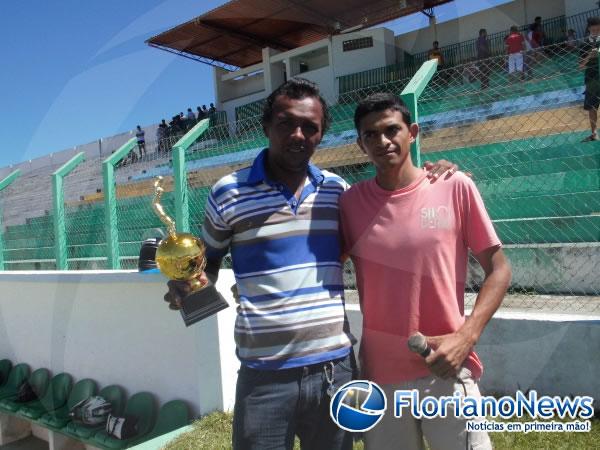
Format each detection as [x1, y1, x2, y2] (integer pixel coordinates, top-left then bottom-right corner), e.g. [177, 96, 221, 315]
[53, 152, 86, 270]
[172, 118, 209, 233]
[0, 170, 21, 191]
[400, 59, 438, 168]
[103, 137, 136, 269]
[0, 169, 22, 270]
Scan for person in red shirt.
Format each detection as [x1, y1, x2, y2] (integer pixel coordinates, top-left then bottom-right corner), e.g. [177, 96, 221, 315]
[340, 93, 511, 450]
[505, 26, 525, 81]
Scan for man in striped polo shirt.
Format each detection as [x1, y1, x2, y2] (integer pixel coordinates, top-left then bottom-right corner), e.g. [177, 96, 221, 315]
[165, 79, 458, 449]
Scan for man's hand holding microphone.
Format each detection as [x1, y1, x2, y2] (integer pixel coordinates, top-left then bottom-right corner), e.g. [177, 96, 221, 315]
[408, 331, 475, 379]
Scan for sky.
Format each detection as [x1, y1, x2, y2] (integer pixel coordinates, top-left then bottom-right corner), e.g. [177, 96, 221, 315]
[0, 0, 511, 169]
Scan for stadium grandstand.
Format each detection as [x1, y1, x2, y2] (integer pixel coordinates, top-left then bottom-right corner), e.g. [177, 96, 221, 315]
[1, 0, 599, 449]
[0, 0, 597, 298]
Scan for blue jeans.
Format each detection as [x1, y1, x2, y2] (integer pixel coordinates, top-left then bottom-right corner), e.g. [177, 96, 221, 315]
[232, 352, 356, 450]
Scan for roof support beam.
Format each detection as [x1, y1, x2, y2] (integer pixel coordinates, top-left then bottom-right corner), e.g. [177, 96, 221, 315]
[197, 19, 293, 53]
[285, 0, 351, 30]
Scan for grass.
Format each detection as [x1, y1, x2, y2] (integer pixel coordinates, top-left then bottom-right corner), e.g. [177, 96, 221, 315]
[163, 412, 599, 450]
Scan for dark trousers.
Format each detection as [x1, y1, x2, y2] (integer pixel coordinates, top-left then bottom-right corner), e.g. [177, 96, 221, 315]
[233, 352, 356, 450]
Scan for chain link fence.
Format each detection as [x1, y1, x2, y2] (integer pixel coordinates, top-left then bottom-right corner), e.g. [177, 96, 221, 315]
[0, 32, 598, 314]
[0, 166, 55, 270]
[63, 158, 106, 270]
[113, 139, 174, 270]
[416, 38, 600, 313]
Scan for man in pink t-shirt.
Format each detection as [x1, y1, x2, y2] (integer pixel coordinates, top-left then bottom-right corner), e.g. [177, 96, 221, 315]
[340, 93, 511, 450]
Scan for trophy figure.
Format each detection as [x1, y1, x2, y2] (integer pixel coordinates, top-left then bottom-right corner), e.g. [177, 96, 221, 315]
[152, 176, 228, 326]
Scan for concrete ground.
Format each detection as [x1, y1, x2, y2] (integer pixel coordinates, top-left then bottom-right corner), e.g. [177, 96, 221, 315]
[0, 435, 47, 449]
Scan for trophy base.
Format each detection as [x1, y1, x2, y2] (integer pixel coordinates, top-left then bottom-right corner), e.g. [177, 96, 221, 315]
[179, 282, 229, 327]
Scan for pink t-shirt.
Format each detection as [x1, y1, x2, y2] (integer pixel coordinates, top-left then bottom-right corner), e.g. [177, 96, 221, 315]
[339, 171, 501, 384]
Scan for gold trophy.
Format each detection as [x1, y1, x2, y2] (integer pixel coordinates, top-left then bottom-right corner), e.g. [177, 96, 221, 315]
[152, 176, 228, 326]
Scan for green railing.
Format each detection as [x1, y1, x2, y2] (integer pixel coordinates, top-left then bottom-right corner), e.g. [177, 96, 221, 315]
[400, 59, 438, 168]
[53, 152, 86, 269]
[0, 170, 21, 270]
[235, 99, 265, 122]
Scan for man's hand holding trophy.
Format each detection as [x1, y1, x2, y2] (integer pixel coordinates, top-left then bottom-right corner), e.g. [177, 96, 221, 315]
[152, 176, 228, 326]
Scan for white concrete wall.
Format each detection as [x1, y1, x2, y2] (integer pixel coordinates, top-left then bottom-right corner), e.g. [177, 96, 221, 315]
[0, 270, 598, 421]
[474, 310, 600, 399]
[214, 27, 396, 113]
[221, 90, 267, 126]
[395, 0, 565, 55]
[344, 305, 600, 400]
[565, 0, 598, 17]
[219, 72, 265, 103]
[292, 66, 336, 104]
[331, 28, 396, 78]
[0, 270, 239, 418]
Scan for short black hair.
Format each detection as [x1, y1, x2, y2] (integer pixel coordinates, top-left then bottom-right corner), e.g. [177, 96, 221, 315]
[479, 28, 487, 35]
[354, 92, 411, 133]
[262, 78, 330, 132]
[588, 16, 600, 27]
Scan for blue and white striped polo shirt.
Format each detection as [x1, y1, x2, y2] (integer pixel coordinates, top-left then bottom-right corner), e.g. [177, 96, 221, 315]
[202, 149, 354, 370]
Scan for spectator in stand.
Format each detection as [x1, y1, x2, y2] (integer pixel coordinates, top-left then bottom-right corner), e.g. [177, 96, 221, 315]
[566, 29, 577, 51]
[525, 24, 538, 51]
[505, 26, 525, 82]
[534, 16, 546, 46]
[428, 40, 445, 67]
[157, 120, 167, 153]
[186, 108, 196, 121]
[476, 28, 491, 89]
[135, 125, 145, 159]
[209, 103, 216, 114]
[579, 17, 600, 142]
[525, 23, 544, 68]
[201, 105, 209, 117]
[197, 106, 206, 121]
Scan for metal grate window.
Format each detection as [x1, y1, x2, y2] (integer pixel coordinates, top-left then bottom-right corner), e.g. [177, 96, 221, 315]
[342, 36, 373, 52]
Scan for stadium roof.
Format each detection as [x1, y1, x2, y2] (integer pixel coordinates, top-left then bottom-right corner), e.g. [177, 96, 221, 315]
[146, 0, 453, 70]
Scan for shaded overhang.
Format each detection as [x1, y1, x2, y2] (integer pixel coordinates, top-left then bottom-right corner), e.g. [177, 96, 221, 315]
[146, 0, 454, 70]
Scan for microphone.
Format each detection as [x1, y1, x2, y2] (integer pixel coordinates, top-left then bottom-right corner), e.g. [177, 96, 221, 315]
[407, 332, 434, 358]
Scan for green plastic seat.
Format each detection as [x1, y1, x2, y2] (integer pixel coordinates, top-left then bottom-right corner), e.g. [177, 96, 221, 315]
[132, 400, 190, 445]
[62, 384, 126, 441]
[90, 392, 156, 449]
[38, 378, 96, 430]
[0, 367, 49, 413]
[18, 372, 72, 420]
[0, 363, 29, 400]
[0, 359, 13, 387]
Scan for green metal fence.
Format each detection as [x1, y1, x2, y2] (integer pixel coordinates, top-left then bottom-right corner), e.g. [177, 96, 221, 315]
[0, 34, 598, 314]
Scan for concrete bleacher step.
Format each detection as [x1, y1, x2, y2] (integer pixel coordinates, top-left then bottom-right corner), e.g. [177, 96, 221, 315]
[430, 131, 598, 159]
[486, 191, 600, 219]
[494, 215, 600, 244]
[3, 241, 143, 262]
[478, 169, 599, 197]
[421, 106, 589, 152]
[470, 242, 600, 295]
[471, 154, 600, 180]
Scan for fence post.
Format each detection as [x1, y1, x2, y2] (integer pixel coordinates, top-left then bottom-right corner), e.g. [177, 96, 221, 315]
[400, 59, 438, 168]
[0, 170, 22, 271]
[171, 118, 210, 233]
[103, 138, 136, 269]
[53, 152, 86, 270]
